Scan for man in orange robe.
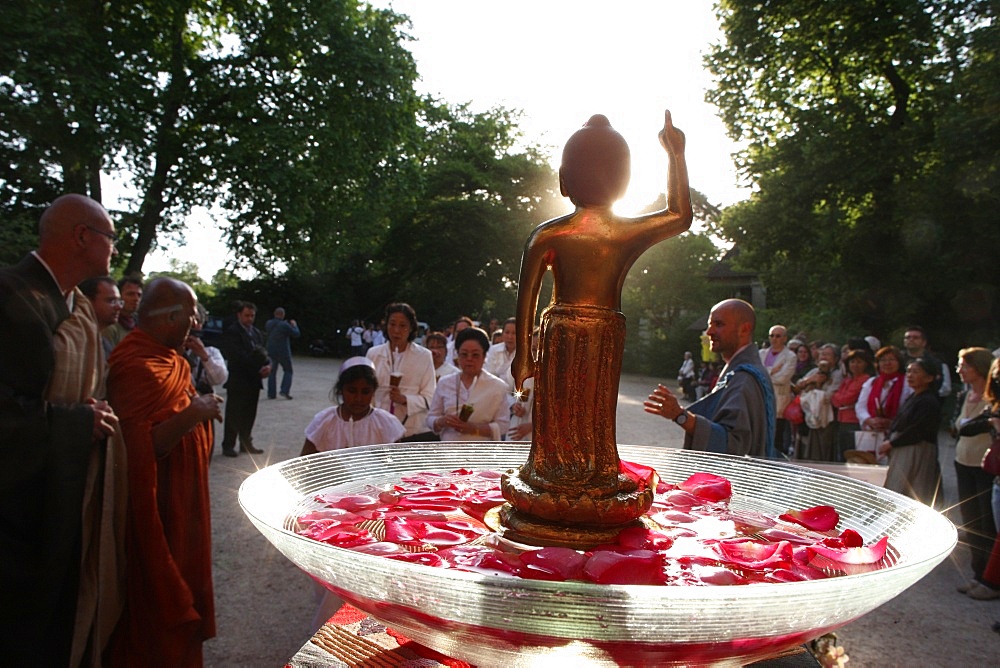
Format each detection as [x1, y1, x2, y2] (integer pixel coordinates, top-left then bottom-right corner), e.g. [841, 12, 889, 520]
[108, 277, 223, 666]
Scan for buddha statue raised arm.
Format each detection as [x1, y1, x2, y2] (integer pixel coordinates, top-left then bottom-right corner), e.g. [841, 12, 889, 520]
[500, 110, 692, 544]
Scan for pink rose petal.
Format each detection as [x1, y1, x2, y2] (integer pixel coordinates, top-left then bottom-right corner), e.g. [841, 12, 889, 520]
[678, 472, 733, 502]
[808, 536, 889, 565]
[716, 540, 793, 570]
[779, 505, 839, 531]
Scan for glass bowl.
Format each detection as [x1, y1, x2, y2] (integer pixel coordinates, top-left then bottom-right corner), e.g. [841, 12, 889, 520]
[239, 442, 955, 667]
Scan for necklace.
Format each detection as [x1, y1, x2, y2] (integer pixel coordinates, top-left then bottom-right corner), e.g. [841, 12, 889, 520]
[339, 405, 373, 421]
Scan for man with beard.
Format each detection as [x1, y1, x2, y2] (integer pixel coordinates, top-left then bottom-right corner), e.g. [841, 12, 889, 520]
[646, 299, 775, 458]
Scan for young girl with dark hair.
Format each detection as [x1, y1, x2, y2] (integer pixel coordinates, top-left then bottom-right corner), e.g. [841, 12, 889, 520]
[300, 357, 404, 456]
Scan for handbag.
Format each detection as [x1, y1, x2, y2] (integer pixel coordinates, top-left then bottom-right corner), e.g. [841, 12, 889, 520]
[800, 389, 833, 429]
[783, 395, 804, 425]
[983, 436, 1000, 476]
[854, 430, 883, 454]
[853, 430, 889, 465]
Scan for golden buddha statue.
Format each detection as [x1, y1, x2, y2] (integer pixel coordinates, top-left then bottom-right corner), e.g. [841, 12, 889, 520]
[500, 110, 692, 545]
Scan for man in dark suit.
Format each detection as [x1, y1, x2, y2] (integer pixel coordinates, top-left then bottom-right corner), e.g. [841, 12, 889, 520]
[221, 301, 271, 457]
[0, 194, 121, 664]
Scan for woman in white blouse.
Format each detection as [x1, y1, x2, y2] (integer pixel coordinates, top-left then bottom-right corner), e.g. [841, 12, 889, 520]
[428, 327, 510, 441]
[365, 303, 436, 440]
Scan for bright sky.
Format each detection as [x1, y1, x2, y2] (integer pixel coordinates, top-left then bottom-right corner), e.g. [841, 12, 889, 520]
[144, 0, 747, 279]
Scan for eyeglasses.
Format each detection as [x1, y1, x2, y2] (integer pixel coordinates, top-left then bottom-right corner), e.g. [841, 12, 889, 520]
[105, 298, 125, 307]
[85, 225, 119, 244]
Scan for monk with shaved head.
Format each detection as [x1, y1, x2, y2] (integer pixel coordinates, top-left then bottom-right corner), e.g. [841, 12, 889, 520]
[0, 194, 125, 665]
[646, 298, 776, 458]
[108, 277, 221, 665]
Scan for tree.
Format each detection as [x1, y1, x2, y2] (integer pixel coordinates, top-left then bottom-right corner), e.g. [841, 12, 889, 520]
[621, 190, 727, 374]
[148, 258, 215, 302]
[374, 103, 564, 327]
[706, 0, 1000, 350]
[1, 0, 420, 276]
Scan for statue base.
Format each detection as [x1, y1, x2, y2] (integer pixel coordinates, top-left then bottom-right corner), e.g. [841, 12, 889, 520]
[498, 466, 653, 546]
[485, 504, 647, 549]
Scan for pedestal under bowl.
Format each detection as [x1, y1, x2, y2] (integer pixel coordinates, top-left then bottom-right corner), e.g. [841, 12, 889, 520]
[239, 442, 955, 667]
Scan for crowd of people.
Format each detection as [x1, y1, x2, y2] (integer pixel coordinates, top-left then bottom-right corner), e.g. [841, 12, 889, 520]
[670, 317, 1000, 604]
[4, 193, 998, 663]
[1, 196, 224, 664]
[0, 191, 539, 664]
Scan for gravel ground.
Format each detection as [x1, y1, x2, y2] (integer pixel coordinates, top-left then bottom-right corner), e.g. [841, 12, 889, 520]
[204, 355, 999, 666]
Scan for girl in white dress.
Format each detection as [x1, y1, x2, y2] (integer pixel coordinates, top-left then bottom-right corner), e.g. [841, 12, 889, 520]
[300, 357, 404, 455]
[300, 356, 404, 631]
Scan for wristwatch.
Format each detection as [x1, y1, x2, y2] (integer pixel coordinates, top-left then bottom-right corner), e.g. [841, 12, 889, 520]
[674, 411, 689, 426]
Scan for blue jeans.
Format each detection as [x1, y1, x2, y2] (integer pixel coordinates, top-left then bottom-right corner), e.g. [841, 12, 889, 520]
[267, 351, 293, 397]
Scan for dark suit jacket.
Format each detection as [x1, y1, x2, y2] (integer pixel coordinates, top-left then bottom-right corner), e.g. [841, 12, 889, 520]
[222, 320, 268, 391]
[0, 254, 95, 664]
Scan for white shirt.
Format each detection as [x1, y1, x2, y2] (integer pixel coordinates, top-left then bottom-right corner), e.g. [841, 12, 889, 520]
[508, 376, 534, 441]
[427, 370, 511, 441]
[434, 361, 459, 381]
[366, 342, 436, 437]
[189, 345, 228, 389]
[484, 342, 516, 392]
[347, 326, 363, 346]
[304, 405, 404, 451]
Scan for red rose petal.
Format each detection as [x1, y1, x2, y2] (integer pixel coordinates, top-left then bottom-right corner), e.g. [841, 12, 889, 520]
[583, 549, 666, 585]
[778, 505, 839, 532]
[716, 540, 793, 570]
[519, 547, 588, 581]
[821, 528, 864, 549]
[437, 545, 523, 577]
[678, 472, 733, 502]
[620, 459, 659, 491]
[296, 507, 369, 526]
[296, 467, 895, 589]
[808, 535, 889, 566]
[315, 493, 382, 513]
[663, 489, 705, 509]
[350, 541, 410, 556]
[387, 552, 447, 568]
[615, 526, 675, 551]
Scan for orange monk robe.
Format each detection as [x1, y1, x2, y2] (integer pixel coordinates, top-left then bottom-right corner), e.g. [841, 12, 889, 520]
[107, 329, 215, 666]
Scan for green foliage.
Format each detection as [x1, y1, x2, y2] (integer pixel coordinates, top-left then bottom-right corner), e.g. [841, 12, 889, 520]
[621, 190, 728, 374]
[373, 103, 565, 328]
[1, 0, 421, 276]
[148, 259, 216, 303]
[706, 0, 1000, 353]
[0, 211, 37, 267]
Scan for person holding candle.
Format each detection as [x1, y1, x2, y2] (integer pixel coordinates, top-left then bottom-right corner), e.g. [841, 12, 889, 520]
[428, 327, 510, 441]
[366, 302, 436, 440]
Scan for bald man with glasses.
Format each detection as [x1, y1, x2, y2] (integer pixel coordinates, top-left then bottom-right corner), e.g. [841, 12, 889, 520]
[0, 194, 124, 665]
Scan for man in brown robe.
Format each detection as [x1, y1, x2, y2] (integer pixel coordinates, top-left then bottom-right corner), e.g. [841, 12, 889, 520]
[0, 194, 122, 665]
[108, 277, 223, 666]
